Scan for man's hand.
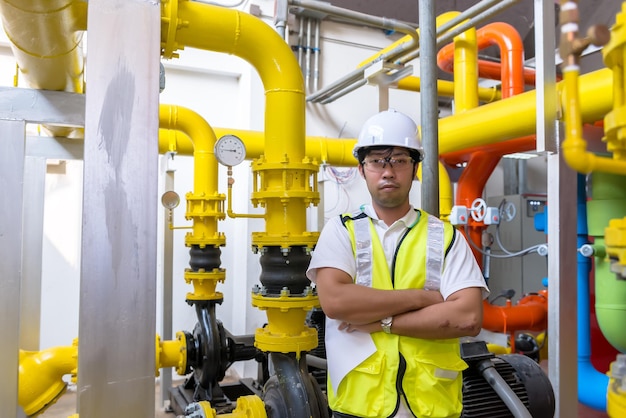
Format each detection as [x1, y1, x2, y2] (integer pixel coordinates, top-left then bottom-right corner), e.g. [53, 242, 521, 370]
[338, 321, 381, 334]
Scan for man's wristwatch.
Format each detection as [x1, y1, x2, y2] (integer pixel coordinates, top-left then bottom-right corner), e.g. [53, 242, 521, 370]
[381, 316, 393, 334]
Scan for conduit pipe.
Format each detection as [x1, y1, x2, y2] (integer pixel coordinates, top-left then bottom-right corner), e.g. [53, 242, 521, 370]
[310, 0, 520, 104]
[288, 0, 419, 104]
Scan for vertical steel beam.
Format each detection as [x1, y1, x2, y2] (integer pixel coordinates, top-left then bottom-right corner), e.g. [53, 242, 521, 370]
[420, 0, 439, 216]
[78, 0, 160, 416]
[0, 119, 26, 418]
[160, 154, 175, 406]
[547, 131, 579, 418]
[20, 156, 47, 351]
[535, 0, 558, 153]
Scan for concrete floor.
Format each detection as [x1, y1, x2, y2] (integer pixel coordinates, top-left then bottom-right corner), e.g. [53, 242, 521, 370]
[38, 377, 610, 418]
[39, 380, 175, 418]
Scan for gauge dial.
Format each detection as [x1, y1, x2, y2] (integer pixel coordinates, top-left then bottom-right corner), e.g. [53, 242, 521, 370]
[214, 134, 246, 166]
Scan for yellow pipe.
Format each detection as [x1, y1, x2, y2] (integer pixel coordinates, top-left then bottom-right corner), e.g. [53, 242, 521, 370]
[445, 11, 479, 113]
[159, 105, 226, 301]
[18, 335, 188, 415]
[0, 0, 86, 92]
[18, 342, 78, 416]
[162, 0, 317, 246]
[158, 104, 225, 247]
[158, 69, 613, 167]
[396, 76, 501, 103]
[156, 332, 187, 376]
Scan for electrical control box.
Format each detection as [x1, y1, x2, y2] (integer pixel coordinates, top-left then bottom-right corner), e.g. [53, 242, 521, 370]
[485, 194, 547, 304]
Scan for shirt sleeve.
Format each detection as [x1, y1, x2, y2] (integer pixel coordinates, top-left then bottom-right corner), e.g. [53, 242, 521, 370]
[439, 231, 490, 300]
[306, 215, 356, 283]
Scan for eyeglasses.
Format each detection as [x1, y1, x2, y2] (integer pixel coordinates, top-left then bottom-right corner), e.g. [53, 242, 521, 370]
[362, 157, 415, 173]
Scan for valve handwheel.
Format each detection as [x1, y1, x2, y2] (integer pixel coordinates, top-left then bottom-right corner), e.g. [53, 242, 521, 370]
[470, 198, 487, 222]
[500, 201, 517, 222]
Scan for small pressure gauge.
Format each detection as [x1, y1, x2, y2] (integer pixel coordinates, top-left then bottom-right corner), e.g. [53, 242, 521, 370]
[214, 134, 246, 166]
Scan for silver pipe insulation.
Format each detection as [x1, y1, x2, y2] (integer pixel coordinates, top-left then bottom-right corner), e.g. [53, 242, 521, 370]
[419, 0, 439, 216]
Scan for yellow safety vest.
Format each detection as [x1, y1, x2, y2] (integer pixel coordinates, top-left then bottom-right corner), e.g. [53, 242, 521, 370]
[328, 209, 467, 418]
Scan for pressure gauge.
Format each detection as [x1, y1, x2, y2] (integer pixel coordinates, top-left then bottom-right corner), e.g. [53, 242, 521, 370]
[214, 134, 246, 166]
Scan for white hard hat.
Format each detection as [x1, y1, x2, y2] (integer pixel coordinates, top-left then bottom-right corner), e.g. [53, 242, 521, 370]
[353, 109, 423, 160]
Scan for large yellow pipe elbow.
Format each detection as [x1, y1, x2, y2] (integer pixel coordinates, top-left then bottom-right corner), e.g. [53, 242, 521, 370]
[163, 0, 311, 241]
[19, 344, 78, 416]
[159, 104, 225, 246]
[0, 0, 86, 92]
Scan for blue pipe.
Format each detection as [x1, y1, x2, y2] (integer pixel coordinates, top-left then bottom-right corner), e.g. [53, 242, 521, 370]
[577, 173, 609, 411]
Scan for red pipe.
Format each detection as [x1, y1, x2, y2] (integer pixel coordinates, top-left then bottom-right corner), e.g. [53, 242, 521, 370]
[437, 23, 548, 349]
[481, 291, 549, 334]
[439, 22, 527, 263]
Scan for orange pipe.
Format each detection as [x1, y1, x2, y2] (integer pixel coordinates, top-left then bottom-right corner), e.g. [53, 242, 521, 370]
[438, 23, 549, 349]
[441, 135, 536, 166]
[440, 22, 527, 262]
[481, 291, 549, 335]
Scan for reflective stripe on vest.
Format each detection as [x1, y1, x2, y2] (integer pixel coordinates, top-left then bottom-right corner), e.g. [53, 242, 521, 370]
[353, 211, 444, 290]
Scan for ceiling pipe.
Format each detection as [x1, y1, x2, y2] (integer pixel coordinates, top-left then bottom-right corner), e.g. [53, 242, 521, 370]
[0, 0, 86, 92]
[288, 0, 419, 103]
[308, 0, 521, 104]
[155, 68, 613, 168]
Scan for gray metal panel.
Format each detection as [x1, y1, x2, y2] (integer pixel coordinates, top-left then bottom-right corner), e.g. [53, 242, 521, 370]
[0, 119, 26, 418]
[547, 144, 578, 418]
[26, 136, 84, 160]
[77, 0, 160, 416]
[0, 87, 85, 127]
[20, 156, 47, 351]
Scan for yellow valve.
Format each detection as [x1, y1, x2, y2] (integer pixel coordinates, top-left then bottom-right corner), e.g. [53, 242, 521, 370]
[252, 288, 319, 356]
[184, 268, 225, 301]
[156, 332, 188, 376]
[605, 217, 626, 277]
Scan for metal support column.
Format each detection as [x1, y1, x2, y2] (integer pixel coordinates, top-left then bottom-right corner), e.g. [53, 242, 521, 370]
[547, 135, 578, 418]
[419, 0, 440, 216]
[20, 156, 47, 351]
[0, 119, 26, 418]
[161, 153, 176, 407]
[78, 0, 161, 416]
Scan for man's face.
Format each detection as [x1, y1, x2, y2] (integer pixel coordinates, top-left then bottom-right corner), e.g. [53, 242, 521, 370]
[359, 147, 417, 210]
